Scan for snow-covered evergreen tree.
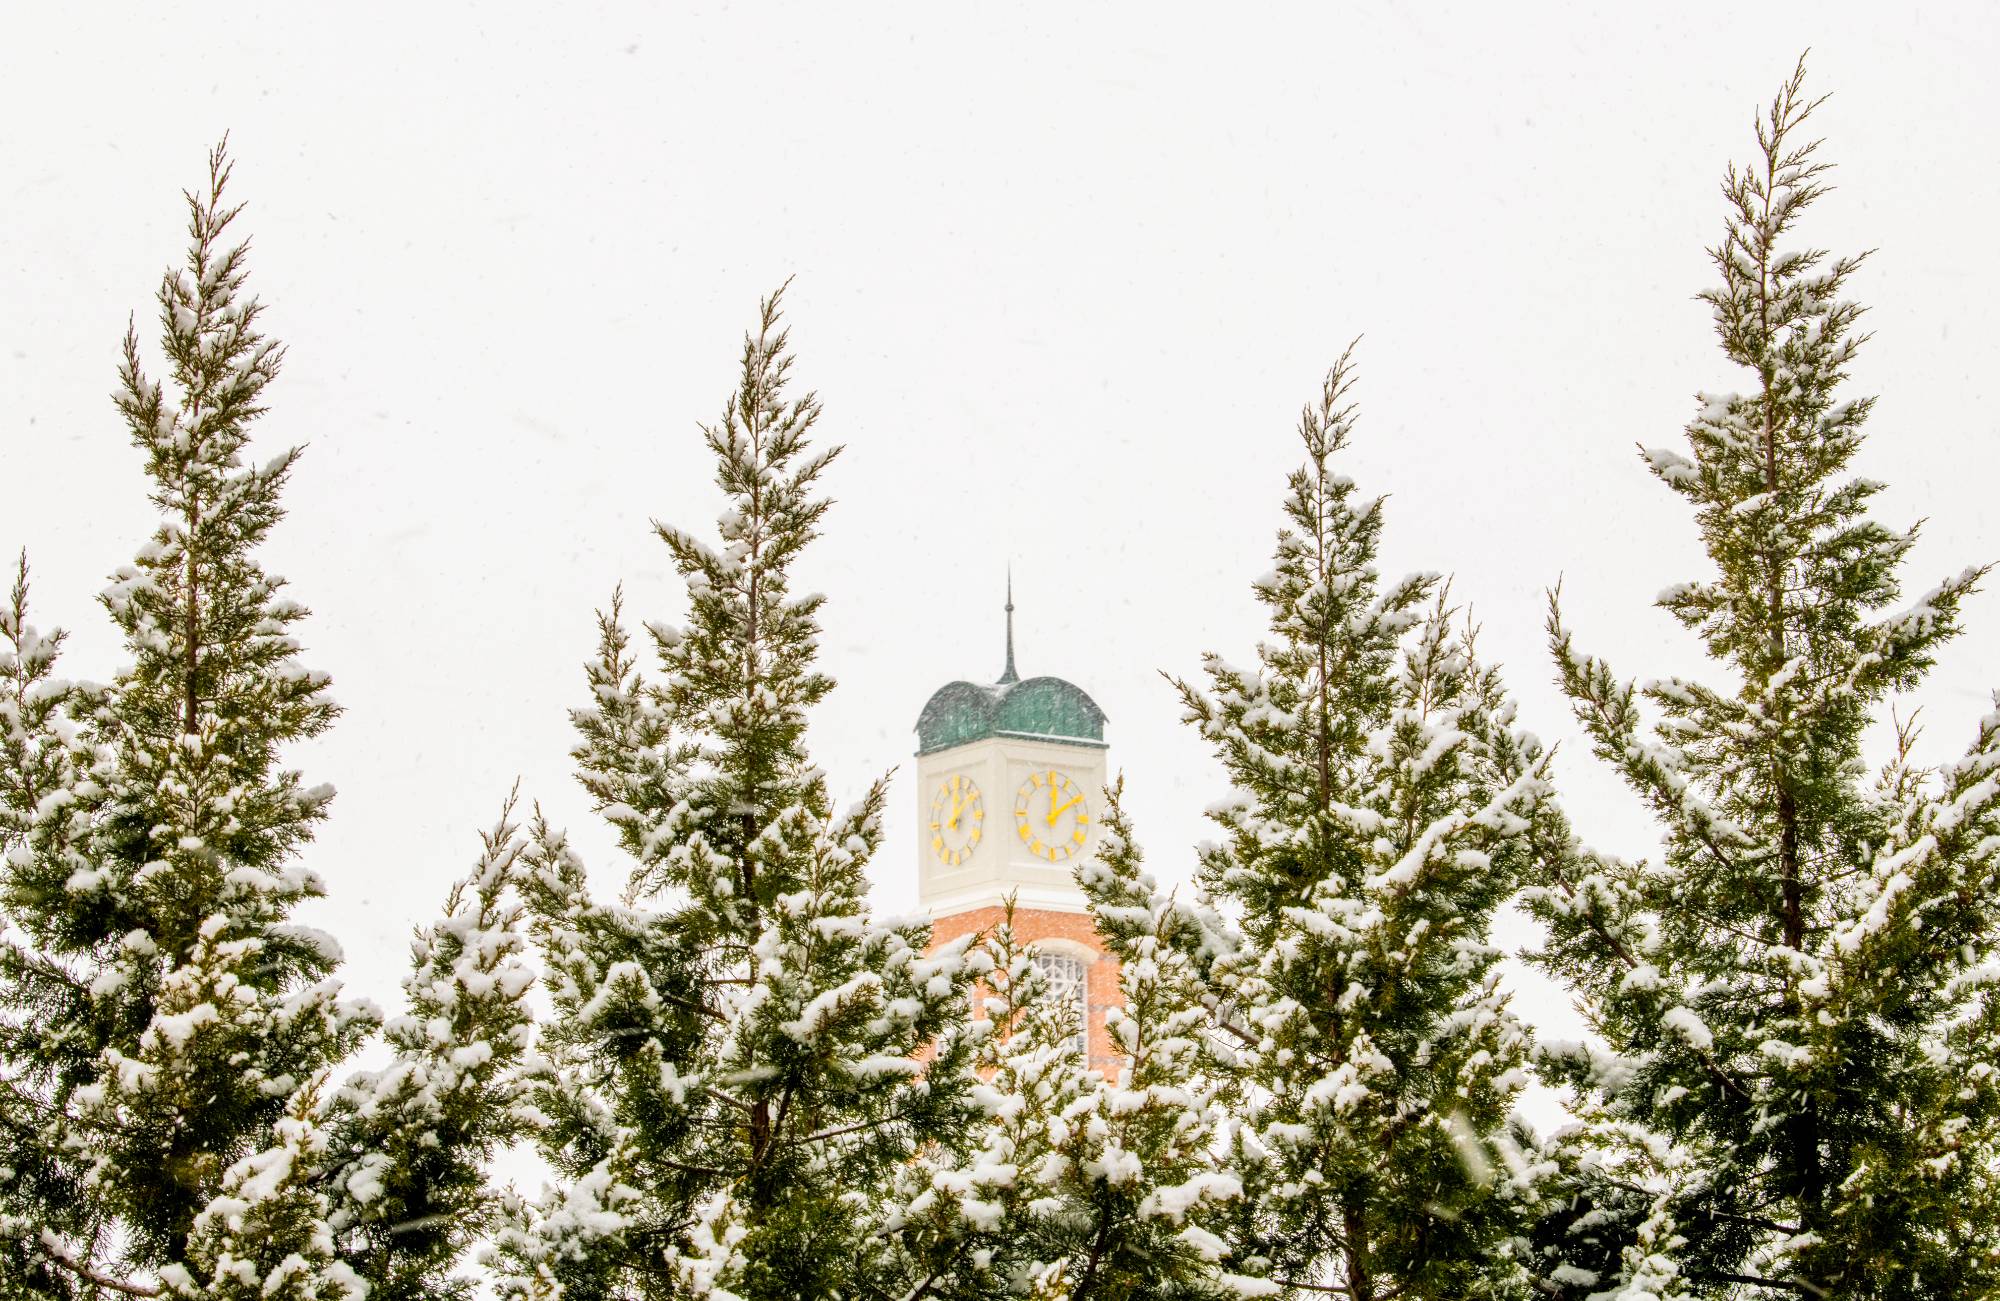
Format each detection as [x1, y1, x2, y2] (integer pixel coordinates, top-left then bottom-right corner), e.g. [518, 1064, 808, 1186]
[892, 820, 1245, 1301]
[0, 142, 374, 1295]
[318, 801, 540, 1298]
[489, 287, 983, 1301]
[1059, 787, 1250, 1299]
[0, 144, 539, 1300]
[1170, 349, 1557, 1299]
[154, 800, 537, 1301]
[160, 1083, 368, 1301]
[1527, 60, 2000, 1297]
[885, 901, 1092, 1299]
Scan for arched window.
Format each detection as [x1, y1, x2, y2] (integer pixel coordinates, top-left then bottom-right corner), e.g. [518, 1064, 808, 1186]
[1032, 949, 1089, 1057]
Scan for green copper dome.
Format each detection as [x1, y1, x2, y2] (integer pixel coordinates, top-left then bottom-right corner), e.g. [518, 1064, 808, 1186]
[915, 675, 1107, 755]
[914, 580, 1107, 755]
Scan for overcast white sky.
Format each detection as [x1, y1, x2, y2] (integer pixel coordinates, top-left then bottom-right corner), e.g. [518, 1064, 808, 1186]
[4, 4, 1997, 1078]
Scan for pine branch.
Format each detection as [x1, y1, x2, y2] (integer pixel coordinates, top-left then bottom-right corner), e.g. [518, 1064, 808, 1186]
[32, 1236, 162, 1298]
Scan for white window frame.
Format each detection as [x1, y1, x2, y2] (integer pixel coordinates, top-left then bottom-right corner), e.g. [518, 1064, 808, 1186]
[1031, 942, 1092, 1057]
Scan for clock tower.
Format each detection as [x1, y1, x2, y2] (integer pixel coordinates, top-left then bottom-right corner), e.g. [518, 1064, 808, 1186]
[914, 583, 1122, 1067]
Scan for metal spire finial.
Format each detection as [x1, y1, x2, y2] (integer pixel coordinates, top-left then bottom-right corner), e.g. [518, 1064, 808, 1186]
[1000, 566, 1019, 684]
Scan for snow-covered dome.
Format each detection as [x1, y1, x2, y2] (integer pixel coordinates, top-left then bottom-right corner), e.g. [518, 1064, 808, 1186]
[915, 674, 1107, 755]
[913, 582, 1106, 755]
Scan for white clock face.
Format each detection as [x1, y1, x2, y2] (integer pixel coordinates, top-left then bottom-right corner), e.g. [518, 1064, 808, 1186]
[929, 774, 984, 867]
[1014, 769, 1091, 862]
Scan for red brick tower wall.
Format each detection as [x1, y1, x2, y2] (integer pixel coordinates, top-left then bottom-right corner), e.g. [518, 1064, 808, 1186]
[929, 903, 1126, 1072]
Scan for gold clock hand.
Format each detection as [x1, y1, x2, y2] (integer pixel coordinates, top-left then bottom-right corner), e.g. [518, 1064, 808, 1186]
[948, 794, 965, 830]
[1047, 792, 1085, 825]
